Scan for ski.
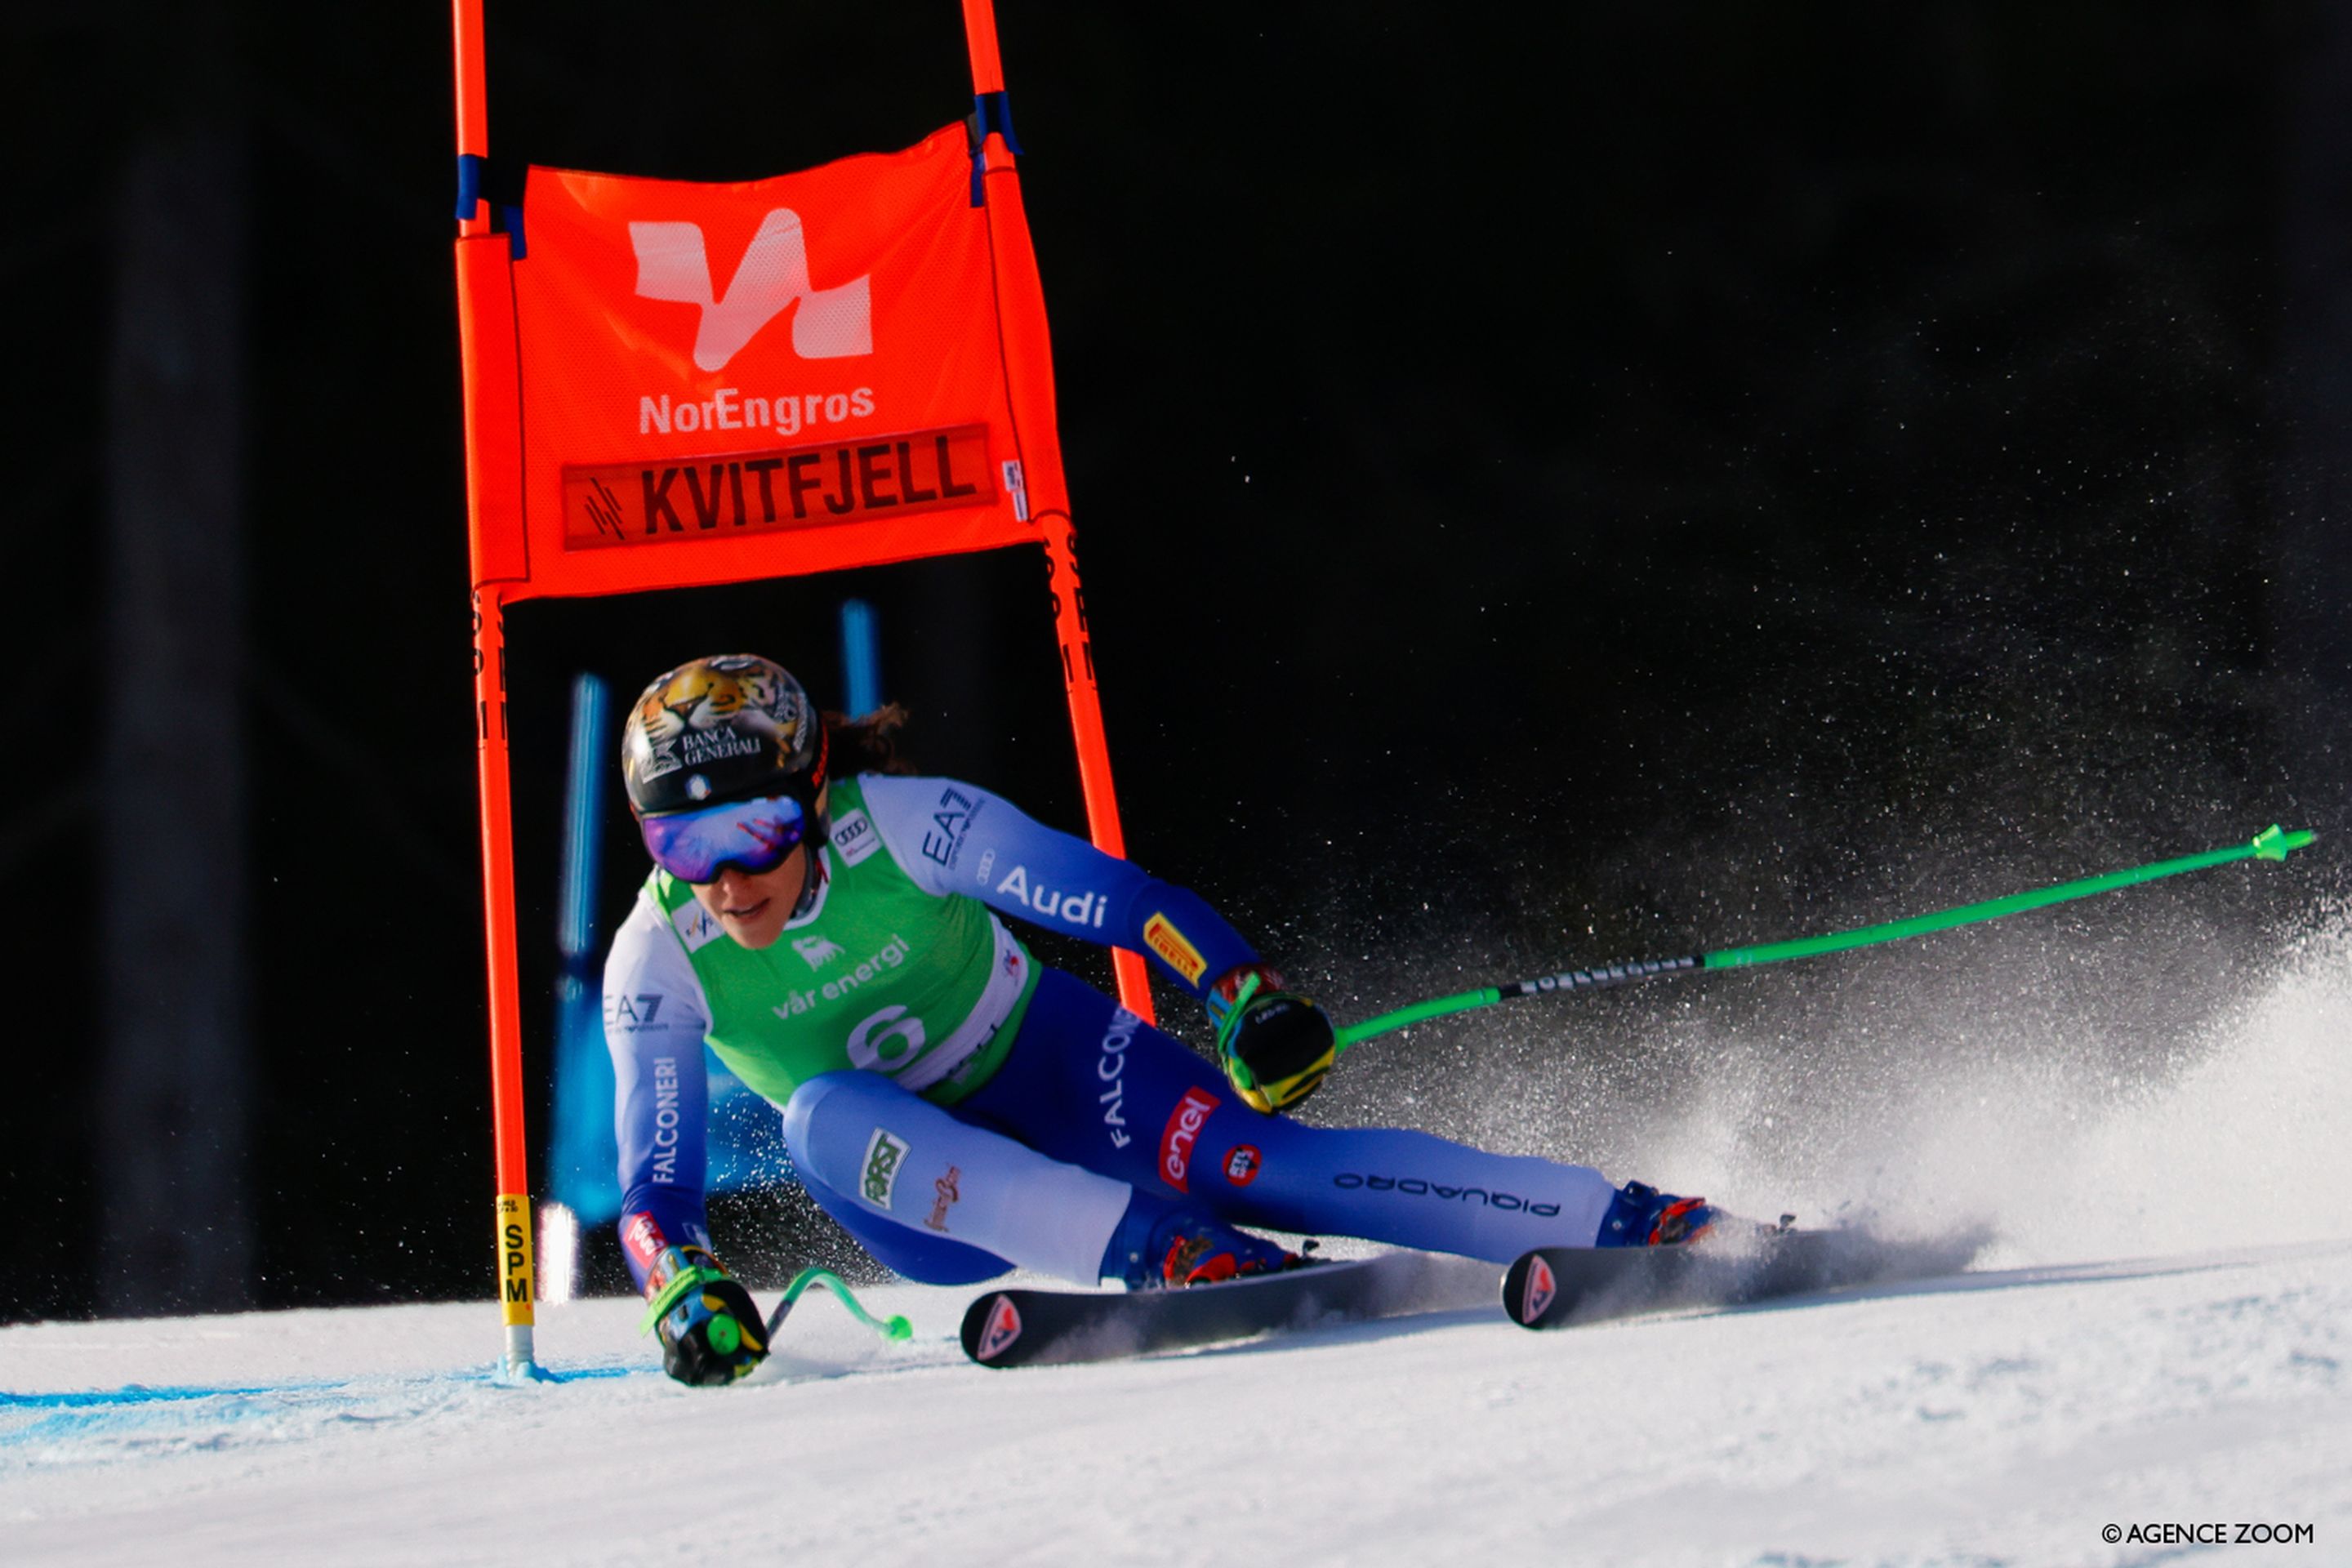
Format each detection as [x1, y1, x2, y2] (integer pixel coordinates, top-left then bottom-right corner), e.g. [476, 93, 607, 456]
[1502, 1224, 1993, 1330]
[961, 1250, 1501, 1369]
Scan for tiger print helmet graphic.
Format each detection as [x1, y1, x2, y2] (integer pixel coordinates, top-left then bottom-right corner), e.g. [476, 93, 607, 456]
[621, 653, 829, 821]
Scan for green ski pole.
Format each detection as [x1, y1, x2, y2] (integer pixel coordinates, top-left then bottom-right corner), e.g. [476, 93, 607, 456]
[1334, 823, 2316, 1054]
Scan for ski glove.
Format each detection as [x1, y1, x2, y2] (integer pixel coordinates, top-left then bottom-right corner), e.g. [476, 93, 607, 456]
[640, 1244, 768, 1386]
[1210, 967, 1338, 1113]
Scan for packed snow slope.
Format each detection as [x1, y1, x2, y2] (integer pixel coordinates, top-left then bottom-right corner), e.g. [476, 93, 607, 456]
[8, 924, 2349, 1566]
[6, 1241, 2349, 1566]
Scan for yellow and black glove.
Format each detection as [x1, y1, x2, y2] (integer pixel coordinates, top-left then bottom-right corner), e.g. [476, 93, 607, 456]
[1210, 967, 1339, 1114]
[640, 1244, 768, 1386]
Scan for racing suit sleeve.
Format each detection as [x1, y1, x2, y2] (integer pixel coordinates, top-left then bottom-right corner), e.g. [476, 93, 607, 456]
[854, 773, 1258, 1000]
[603, 889, 717, 1292]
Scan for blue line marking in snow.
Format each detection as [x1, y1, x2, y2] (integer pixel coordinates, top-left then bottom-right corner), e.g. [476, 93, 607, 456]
[4, 1384, 269, 1409]
[489, 1361, 639, 1387]
[1, 1362, 645, 1410]
[0, 1362, 654, 1456]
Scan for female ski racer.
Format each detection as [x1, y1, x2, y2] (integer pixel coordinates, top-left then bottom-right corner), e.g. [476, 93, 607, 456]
[608, 654, 1721, 1384]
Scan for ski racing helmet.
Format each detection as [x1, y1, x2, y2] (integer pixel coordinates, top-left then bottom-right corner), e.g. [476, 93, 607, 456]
[621, 655, 831, 902]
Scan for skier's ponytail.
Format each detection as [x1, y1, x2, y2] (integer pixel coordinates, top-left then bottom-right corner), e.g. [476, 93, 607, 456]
[824, 703, 918, 777]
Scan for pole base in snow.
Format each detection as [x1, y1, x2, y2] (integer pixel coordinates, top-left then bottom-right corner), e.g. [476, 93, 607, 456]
[496, 1323, 544, 1383]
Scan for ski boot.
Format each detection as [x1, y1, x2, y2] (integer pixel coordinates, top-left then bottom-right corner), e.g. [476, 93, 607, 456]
[1124, 1207, 1300, 1288]
[1594, 1180, 1722, 1248]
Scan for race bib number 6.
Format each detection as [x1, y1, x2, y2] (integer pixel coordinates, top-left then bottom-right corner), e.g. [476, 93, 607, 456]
[847, 1004, 929, 1073]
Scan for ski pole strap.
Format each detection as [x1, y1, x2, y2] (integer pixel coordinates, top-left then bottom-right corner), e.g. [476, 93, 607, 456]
[1209, 969, 1264, 1060]
[639, 1258, 729, 1335]
[1704, 823, 2315, 971]
[764, 1266, 914, 1343]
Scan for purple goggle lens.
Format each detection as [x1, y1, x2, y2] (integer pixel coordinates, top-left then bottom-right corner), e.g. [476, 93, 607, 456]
[639, 795, 809, 884]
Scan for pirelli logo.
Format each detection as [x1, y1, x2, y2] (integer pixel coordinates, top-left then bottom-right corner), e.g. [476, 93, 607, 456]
[563, 425, 995, 550]
[1143, 912, 1208, 985]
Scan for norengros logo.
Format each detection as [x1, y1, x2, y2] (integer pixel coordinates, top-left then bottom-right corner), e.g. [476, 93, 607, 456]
[629, 208, 871, 372]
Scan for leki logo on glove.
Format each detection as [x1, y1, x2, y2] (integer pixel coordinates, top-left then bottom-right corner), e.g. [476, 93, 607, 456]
[629, 210, 872, 372]
[1160, 1087, 1221, 1192]
[861, 1127, 910, 1208]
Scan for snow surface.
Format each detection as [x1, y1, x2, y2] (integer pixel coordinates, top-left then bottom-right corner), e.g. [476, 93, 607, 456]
[6, 1242, 2349, 1566]
[9, 928, 2349, 1566]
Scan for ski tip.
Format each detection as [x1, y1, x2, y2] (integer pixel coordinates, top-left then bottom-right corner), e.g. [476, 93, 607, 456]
[960, 1292, 1025, 1367]
[1500, 1250, 1559, 1329]
[1519, 1250, 1557, 1327]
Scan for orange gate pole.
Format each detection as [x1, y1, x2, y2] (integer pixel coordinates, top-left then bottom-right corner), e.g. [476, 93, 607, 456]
[452, 0, 538, 1375]
[471, 589, 537, 1373]
[962, 0, 1156, 1022]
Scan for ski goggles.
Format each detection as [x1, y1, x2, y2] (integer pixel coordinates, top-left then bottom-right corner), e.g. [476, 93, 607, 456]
[637, 794, 810, 884]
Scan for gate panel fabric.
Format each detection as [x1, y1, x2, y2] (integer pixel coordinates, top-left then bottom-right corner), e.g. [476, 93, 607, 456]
[474, 122, 1059, 602]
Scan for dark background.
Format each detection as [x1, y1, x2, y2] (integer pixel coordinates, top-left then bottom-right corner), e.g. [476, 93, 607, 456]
[7, 3, 2348, 1321]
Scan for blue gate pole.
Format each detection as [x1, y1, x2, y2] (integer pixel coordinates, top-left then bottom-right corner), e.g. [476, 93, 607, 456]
[545, 673, 613, 1293]
[840, 598, 880, 717]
